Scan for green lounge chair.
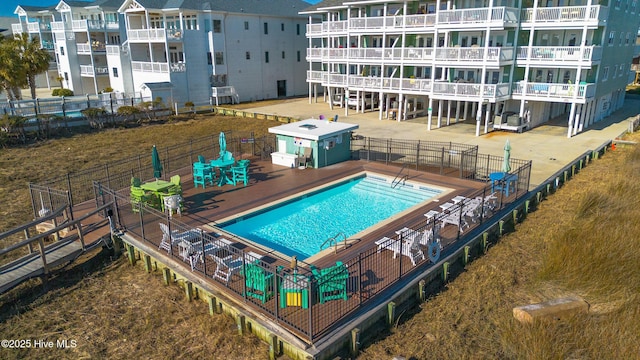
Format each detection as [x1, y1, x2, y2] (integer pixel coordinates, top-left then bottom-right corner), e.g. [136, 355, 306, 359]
[243, 261, 274, 303]
[311, 261, 349, 304]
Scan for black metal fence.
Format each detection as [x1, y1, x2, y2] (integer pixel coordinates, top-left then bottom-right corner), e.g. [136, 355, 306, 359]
[36, 131, 277, 209]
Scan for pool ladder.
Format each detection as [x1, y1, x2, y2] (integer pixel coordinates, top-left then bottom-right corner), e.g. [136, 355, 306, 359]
[321, 232, 347, 254]
[391, 164, 409, 189]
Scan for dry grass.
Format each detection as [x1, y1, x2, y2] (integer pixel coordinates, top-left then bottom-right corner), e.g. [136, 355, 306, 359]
[358, 135, 640, 359]
[0, 114, 279, 359]
[2, 112, 640, 359]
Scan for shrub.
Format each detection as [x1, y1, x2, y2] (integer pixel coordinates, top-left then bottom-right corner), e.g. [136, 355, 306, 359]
[184, 101, 194, 108]
[81, 107, 108, 129]
[52, 88, 74, 97]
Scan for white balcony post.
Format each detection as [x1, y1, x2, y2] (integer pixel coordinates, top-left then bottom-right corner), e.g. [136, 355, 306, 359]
[427, 98, 433, 130]
[475, 101, 482, 136]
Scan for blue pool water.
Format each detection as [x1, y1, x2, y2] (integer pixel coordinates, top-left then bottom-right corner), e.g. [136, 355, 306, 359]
[220, 175, 441, 260]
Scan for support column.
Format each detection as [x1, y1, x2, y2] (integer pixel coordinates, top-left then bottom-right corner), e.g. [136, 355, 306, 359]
[576, 104, 584, 133]
[427, 97, 433, 130]
[308, 83, 312, 103]
[437, 99, 443, 127]
[463, 101, 469, 121]
[567, 102, 577, 138]
[328, 87, 334, 111]
[446, 100, 452, 126]
[484, 102, 491, 134]
[455, 100, 461, 123]
[379, 92, 384, 120]
[475, 101, 482, 136]
[397, 93, 404, 122]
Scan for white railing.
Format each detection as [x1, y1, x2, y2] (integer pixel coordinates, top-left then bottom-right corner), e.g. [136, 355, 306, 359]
[95, 66, 109, 75]
[521, 5, 607, 23]
[131, 61, 169, 73]
[307, 7, 517, 36]
[516, 46, 601, 62]
[434, 47, 509, 63]
[212, 86, 237, 97]
[51, 21, 65, 32]
[127, 28, 166, 42]
[170, 62, 186, 72]
[27, 21, 50, 32]
[80, 65, 94, 76]
[512, 81, 594, 99]
[106, 45, 120, 56]
[166, 28, 183, 40]
[307, 70, 324, 82]
[12, 24, 24, 34]
[77, 43, 91, 54]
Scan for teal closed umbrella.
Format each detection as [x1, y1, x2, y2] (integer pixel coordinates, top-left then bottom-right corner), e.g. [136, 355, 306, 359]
[219, 132, 227, 157]
[502, 139, 511, 174]
[152, 145, 163, 179]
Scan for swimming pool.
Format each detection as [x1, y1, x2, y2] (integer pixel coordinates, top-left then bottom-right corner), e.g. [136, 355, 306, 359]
[218, 173, 445, 260]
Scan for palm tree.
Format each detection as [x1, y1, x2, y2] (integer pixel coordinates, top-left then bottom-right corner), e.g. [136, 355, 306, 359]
[16, 33, 51, 100]
[0, 37, 26, 101]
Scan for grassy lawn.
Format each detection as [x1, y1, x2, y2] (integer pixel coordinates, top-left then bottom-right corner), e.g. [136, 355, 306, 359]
[1, 111, 640, 359]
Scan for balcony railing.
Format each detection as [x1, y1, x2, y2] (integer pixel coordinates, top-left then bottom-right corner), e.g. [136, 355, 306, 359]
[512, 81, 595, 99]
[432, 82, 510, 99]
[51, 21, 65, 32]
[80, 65, 109, 76]
[520, 5, 608, 24]
[27, 21, 51, 32]
[77, 43, 91, 54]
[166, 28, 183, 41]
[516, 45, 602, 63]
[435, 46, 513, 63]
[106, 45, 120, 56]
[131, 61, 169, 73]
[12, 23, 24, 34]
[307, 7, 518, 36]
[170, 62, 186, 72]
[127, 28, 167, 42]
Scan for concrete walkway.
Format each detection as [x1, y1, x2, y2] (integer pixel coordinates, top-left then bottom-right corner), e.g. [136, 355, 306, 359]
[240, 96, 640, 188]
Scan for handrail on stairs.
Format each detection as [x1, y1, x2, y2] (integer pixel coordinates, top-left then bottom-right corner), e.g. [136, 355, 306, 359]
[320, 232, 348, 254]
[391, 163, 409, 189]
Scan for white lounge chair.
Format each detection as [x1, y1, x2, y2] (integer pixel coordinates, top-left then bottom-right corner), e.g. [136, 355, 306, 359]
[441, 207, 470, 233]
[159, 223, 203, 253]
[212, 255, 243, 284]
[379, 232, 425, 266]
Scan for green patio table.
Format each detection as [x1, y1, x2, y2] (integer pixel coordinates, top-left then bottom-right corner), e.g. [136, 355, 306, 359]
[140, 179, 174, 208]
[210, 158, 236, 186]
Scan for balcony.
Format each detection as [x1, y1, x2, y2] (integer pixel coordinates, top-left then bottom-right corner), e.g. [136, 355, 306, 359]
[520, 6, 608, 27]
[12, 23, 24, 34]
[516, 46, 602, 66]
[70, 19, 110, 31]
[432, 82, 510, 100]
[77, 42, 107, 54]
[41, 40, 55, 50]
[434, 46, 514, 66]
[51, 21, 65, 32]
[307, 47, 436, 63]
[170, 62, 186, 72]
[166, 28, 183, 41]
[80, 65, 109, 77]
[127, 28, 167, 42]
[512, 81, 595, 101]
[106, 45, 120, 56]
[437, 7, 520, 28]
[27, 21, 51, 33]
[131, 61, 169, 73]
[306, 7, 518, 36]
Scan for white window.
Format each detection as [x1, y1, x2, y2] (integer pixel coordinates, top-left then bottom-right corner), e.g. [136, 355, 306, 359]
[213, 20, 221, 33]
[215, 51, 223, 65]
[613, 64, 618, 78]
[602, 67, 609, 81]
[626, 32, 631, 45]
[244, 21, 249, 30]
[184, 15, 197, 30]
[608, 31, 615, 45]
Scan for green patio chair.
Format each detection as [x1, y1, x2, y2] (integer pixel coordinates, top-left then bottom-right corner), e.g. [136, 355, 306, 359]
[193, 163, 214, 188]
[231, 163, 249, 187]
[311, 261, 349, 304]
[243, 261, 274, 303]
[130, 186, 148, 213]
[131, 176, 142, 187]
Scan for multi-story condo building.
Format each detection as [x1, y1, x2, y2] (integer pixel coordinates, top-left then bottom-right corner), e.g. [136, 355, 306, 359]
[302, 0, 640, 137]
[116, 0, 310, 105]
[12, 0, 310, 105]
[12, 5, 60, 90]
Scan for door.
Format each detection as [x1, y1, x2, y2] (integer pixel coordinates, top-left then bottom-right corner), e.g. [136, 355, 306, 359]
[277, 80, 286, 97]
